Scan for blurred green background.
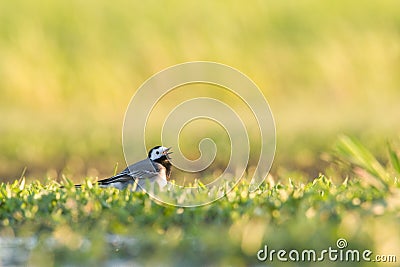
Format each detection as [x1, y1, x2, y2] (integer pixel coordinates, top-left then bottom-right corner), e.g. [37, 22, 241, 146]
[0, 0, 400, 182]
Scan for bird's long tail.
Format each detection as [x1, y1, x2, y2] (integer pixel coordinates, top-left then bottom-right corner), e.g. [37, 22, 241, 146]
[59, 184, 82, 189]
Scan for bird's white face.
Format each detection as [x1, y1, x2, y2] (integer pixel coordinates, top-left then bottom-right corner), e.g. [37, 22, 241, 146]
[148, 146, 172, 161]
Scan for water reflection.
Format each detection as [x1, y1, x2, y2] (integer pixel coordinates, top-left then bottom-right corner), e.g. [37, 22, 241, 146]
[0, 235, 139, 266]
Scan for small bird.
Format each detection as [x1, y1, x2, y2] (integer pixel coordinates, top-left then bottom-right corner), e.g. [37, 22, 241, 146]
[75, 146, 172, 191]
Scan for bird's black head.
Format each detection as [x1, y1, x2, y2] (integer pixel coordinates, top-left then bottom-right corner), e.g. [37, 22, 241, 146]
[148, 146, 172, 162]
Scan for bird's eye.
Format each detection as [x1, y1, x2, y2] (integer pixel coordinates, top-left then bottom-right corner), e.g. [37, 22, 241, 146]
[156, 151, 160, 155]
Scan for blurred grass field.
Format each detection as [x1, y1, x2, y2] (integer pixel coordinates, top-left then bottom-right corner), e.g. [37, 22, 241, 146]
[1, 0, 400, 182]
[1, 1, 400, 266]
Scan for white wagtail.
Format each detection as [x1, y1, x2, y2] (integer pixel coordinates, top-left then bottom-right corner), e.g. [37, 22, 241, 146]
[74, 146, 172, 191]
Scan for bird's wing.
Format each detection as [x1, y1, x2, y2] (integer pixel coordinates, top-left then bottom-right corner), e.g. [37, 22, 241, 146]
[125, 158, 162, 179]
[97, 171, 133, 185]
[98, 158, 162, 185]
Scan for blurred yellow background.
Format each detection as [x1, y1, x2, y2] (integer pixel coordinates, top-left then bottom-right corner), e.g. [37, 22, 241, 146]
[0, 0, 399, 182]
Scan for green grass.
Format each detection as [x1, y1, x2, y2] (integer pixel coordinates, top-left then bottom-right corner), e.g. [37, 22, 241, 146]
[1, 137, 399, 266]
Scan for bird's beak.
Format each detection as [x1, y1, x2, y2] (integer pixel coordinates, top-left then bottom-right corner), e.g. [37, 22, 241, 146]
[163, 147, 173, 159]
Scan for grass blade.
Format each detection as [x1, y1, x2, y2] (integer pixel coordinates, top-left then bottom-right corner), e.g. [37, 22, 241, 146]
[336, 135, 389, 189]
[387, 141, 400, 176]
